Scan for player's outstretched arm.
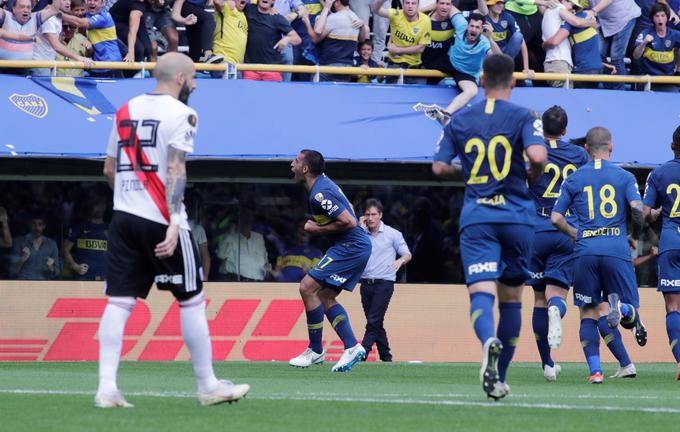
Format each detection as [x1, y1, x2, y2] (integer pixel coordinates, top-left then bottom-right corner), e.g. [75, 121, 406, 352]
[432, 161, 463, 179]
[643, 205, 662, 222]
[629, 200, 645, 241]
[155, 146, 187, 259]
[550, 211, 577, 240]
[525, 144, 548, 183]
[304, 210, 356, 235]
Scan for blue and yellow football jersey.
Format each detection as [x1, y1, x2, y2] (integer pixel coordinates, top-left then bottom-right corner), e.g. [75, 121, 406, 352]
[635, 27, 680, 76]
[553, 159, 642, 260]
[643, 157, 680, 253]
[308, 174, 367, 245]
[529, 138, 589, 232]
[434, 98, 545, 230]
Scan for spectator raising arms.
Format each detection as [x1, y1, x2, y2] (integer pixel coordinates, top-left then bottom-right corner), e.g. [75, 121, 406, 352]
[302, 0, 369, 82]
[243, 0, 301, 82]
[32, 0, 94, 76]
[212, 0, 248, 66]
[144, 0, 179, 58]
[171, 0, 223, 63]
[371, 0, 432, 84]
[62, 0, 124, 78]
[109, 0, 151, 63]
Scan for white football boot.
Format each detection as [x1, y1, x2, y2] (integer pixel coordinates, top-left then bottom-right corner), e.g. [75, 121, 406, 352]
[331, 343, 366, 372]
[289, 348, 326, 368]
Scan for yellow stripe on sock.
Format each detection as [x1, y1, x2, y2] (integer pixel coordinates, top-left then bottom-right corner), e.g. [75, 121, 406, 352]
[604, 334, 614, 344]
[470, 309, 483, 326]
[509, 337, 519, 347]
[671, 339, 678, 350]
[307, 322, 324, 330]
[534, 332, 541, 341]
[581, 340, 588, 348]
[331, 315, 345, 329]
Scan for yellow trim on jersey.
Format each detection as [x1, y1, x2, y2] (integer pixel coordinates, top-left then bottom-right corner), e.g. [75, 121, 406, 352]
[485, 98, 495, 114]
[549, 139, 557, 148]
[643, 48, 675, 64]
[328, 35, 359, 42]
[313, 214, 332, 225]
[88, 27, 117, 45]
[492, 31, 507, 42]
[594, 159, 602, 169]
[430, 28, 454, 42]
[568, 26, 597, 45]
[213, 6, 248, 64]
[387, 9, 432, 66]
[305, 2, 323, 15]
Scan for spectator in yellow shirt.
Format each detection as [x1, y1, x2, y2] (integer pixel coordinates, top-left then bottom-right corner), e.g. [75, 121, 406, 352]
[213, 0, 248, 77]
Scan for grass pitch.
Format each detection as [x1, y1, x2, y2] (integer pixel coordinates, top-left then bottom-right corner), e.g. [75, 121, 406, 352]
[1, 361, 678, 431]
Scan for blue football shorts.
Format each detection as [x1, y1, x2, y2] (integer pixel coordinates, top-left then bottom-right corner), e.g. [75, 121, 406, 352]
[658, 250, 680, 293]
[528, 230, 574, 292]
[308, 238, 371, 292]
[460, 223, 534, 287]
[572, 255, 639, 308]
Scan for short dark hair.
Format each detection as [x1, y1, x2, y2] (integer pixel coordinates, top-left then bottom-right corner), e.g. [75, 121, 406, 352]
[586, 126, 612, 153]
[468, 12, 485, 24]
[542, 105, 568, 137]
[300, 149, 325, 175]
[71, 0, 85, 7]
[482, 54, 515, 90]
[358, 39, 373, 50]
[365, 198, 383, 213]
[337, 0, 350, 6]
[649, 2, 670, 20]
[672, 125, 680, 151]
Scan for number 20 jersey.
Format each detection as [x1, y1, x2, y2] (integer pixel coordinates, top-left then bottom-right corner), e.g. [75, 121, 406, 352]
[434, 98, 545, 230]
[106, 93, 197, 229]
[643, 157, 680, 253]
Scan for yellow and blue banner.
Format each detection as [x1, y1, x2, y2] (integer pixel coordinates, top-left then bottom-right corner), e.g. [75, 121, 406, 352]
[30, 77, 116, 115]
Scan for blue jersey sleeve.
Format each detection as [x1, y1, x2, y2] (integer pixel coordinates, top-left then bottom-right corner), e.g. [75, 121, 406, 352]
[310, 189, 348, 223]
[642, 171, 658, 207]
[521, 112, 545, 149]
[451, 13, 468, 38]
[433, 127, 457, 163]
[624, 172, 642, 203]
[553, 176, 574, 215]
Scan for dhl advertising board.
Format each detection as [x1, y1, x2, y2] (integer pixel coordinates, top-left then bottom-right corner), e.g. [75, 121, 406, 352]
[0, 282, 673, 363]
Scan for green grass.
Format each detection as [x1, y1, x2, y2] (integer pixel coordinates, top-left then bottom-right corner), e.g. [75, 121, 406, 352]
[1, 362, 679, 431]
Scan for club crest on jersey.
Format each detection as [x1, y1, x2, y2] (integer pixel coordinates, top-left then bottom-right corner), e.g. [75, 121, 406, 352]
[501, 20, 507, 28]
[665, 39, 672, 48]
[314, 193, 324, 202]
[9, 93, 48, 118]
[441, 22, 448, 29]
[413, 27, 420, 34]
[188, 114, 197, 126]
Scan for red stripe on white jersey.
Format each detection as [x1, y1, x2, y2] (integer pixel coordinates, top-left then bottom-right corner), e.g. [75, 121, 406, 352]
[116, 103, 170, 222]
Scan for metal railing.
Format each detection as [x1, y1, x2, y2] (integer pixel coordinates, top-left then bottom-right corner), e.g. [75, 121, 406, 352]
[2, 59, 680, 89]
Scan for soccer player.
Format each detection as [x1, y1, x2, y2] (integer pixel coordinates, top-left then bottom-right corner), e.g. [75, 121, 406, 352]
[98, 52, 249, 408]
[432, 54, 548, 399]
[528, 106, 588, 382]
[551, 126, 645, 384]
[289, 150, 372, 372]
[642, 126, 680, 379]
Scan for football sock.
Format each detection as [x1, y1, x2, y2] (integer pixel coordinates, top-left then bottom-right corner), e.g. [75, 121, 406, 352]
[179, 293, 220, 393]
[598, 316, 632, 367]
[326, 304, 358, 349]
[620, 303, 638, 329]
[532, 307, 554, 368]
[98, 297, 135, 393]
[666, 311, 680, 363]
[469, 292, 495, 345]
[547, 296, 567, 318]
[580, 318, 601, 375]
[306, 304, 325, 354]
[497, 302, 522, 382]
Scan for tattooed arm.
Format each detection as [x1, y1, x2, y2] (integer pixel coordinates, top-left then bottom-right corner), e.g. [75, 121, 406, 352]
[154, 146, 187, 259]
[629, 200, 645, 241]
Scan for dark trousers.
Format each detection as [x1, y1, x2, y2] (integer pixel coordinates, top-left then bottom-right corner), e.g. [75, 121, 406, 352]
[360, 279, 394, 361]
[182, 2, 216, 61]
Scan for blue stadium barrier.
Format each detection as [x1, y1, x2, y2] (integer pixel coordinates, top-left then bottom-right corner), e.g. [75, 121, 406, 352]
[0, 75, 677, 167]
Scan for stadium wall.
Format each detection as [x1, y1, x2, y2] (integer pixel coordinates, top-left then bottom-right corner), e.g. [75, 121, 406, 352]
[0, 282, 671, 363]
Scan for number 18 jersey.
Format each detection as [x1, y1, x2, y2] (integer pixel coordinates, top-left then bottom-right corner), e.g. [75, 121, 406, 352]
[434, 98, 545, 230]
[106, 93, 197, 229]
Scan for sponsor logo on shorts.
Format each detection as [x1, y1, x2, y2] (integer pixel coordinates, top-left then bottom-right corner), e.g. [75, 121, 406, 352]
[530, 271, 544, 280]
[575, 292, 592, 303]
[660, 279, 680, 287]
[330, 274, 347, 284]
[154, 274, 183, 284]
[468, 262, 498, 275]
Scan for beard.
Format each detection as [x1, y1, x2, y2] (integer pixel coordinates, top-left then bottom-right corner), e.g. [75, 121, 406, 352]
[178, 82, 192, 105]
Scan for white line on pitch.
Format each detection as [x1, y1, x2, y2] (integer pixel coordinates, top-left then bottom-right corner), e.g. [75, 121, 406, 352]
[2, 389, 680, 414]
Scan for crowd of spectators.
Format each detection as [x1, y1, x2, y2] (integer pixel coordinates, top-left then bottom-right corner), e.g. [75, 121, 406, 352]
[0, 179, 662, 286]
[0, 0, 677, 87]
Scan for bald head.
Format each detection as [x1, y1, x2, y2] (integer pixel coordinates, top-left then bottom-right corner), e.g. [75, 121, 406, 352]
[586, 126, 612, 156]
[155, 52, 195, 83]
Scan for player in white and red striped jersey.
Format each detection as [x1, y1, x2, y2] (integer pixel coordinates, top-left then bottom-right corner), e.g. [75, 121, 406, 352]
[97, 52, 249, 409]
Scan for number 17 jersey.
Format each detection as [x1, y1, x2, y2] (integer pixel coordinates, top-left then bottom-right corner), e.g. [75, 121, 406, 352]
[106, 93, 197, 229]
[434, 98, 545, 230]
